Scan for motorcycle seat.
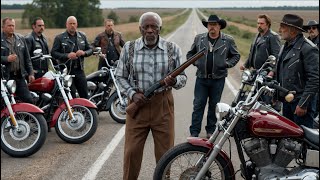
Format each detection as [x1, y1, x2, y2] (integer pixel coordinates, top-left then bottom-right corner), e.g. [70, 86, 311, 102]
[301, 125, 319, 146]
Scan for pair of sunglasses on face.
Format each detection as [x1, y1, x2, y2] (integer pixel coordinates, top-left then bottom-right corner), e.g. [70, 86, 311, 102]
[307, 26, 317, 31]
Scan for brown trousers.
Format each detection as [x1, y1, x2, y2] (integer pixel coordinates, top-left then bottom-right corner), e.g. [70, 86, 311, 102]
[123, 90, 175, 180]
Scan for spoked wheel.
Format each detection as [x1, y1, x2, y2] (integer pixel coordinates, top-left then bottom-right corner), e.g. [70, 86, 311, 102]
[153, 142, 234, 180]
[55, 105, 98, 144]
[1, 112, 48, 157]
[109, 93, 128, 124]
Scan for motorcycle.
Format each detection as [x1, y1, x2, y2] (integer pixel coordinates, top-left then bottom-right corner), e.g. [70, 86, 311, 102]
[153, 57, 319, 180]
[86, 47, 128, 124]
[1, 65, 48, 157]
[231, 56, 276, 107]
[28, 49, 98, 144]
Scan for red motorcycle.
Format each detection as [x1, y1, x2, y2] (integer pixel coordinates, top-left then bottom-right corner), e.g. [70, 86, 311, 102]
[1, 75, 47, 157]
[154, 57, 319, 179]
[28, 50, 98, 144]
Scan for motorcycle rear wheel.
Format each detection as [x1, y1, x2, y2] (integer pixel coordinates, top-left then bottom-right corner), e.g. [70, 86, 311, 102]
[153, 142, 234, 180]
[55, 105, 98, 144]
[1, 112, 48, 157]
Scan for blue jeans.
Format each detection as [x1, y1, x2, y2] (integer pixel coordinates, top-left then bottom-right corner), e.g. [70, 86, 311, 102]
[282, 97, 317, 128]
[190, 77, 225, 135]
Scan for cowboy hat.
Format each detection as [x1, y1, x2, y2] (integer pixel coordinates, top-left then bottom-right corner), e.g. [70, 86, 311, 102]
[303, 20, 319, 31]
[280, 14, 306, 32]
[202, 15, 227, 29]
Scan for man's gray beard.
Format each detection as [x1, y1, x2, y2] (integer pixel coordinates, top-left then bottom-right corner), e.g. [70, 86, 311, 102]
[144, 36, 157, 46]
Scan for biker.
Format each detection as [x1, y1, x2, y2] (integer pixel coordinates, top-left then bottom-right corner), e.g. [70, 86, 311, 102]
[92, 18, 125, 69]
[276, 14, 319, 128]
[187, 14, 240, 138]
[1, 17, 35, 104]
[240, 14, 281, 109]
[25, 17, 52, 79]
[51, 16, 93, 99]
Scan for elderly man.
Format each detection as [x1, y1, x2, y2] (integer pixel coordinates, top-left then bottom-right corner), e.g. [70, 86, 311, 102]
[276, 14, 319, 128]
[51, 16, 93, 99]
[115, 12, 187, 180]
[187, 15, 240, 138]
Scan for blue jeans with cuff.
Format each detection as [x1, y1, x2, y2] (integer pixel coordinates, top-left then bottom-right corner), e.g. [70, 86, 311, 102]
[190, 77, 225, 136]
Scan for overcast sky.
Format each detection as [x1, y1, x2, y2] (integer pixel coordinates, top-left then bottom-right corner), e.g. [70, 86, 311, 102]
[1, 0, 319, 8]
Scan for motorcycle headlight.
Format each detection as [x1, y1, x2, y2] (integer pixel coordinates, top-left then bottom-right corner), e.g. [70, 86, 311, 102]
[6, 80, 16, 94]
[63, 75, 73, 87]
[241, 70, 251, 82]
[215, 103, 231, 122]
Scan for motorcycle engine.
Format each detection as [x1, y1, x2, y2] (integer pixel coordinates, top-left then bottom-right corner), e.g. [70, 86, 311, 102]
[243, 138, 302, 179]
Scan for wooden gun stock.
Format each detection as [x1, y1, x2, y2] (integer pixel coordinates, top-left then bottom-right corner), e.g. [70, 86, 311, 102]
[126, 48, 206, 118]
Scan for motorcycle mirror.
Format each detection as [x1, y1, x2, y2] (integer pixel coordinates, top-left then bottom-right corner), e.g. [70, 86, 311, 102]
[267, 55, 276, 64]
[94, 47, 102, 52]
[285, 93, 294, 102]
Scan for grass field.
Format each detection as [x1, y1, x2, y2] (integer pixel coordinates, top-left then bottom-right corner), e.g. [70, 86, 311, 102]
[201, 9, 319, 32]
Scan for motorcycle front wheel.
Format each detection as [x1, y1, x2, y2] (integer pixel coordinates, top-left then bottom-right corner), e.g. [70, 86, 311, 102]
[55, 105, 98, 144]
[109, 92, 128, 124]
[1, 112, 48, 157]
[154, 142, 234, 180]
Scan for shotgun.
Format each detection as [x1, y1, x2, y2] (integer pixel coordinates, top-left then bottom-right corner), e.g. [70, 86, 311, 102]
[126, 47, 206, 118]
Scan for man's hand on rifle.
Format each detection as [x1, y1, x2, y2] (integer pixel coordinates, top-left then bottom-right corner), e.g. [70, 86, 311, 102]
[132, 92, 147, 106]
[164, 75, 176, 87]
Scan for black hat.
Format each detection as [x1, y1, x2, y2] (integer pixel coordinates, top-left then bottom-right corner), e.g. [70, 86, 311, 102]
[280, 14, 306, 32]
[202, 15, 227, 29]
[303, 20, 319, 31]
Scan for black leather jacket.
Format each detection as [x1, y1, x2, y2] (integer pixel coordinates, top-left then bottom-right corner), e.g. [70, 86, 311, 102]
[308, 35, 319, 49]
[276, 34, 319, 108]
[51, 31, 93, 70]
[244, 29, 281, 69]
[25, 31, 50, 71]
[1, 32, 34, 79]
[187, 32, 240, 79]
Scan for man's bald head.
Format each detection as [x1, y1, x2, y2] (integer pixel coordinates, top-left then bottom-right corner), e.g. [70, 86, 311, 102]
[66, 16, 78, 35]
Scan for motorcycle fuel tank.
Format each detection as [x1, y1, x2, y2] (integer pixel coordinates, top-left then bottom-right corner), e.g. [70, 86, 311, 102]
[28, 77, 55, 92]
[247, 109, 304, 138]
[86, 69, 109, 82]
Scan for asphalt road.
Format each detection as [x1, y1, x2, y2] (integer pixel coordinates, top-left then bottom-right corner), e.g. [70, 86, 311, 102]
[1, 9, 244, 180]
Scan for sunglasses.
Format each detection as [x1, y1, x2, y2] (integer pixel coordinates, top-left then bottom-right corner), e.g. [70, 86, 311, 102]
[307, 26, 317, 30]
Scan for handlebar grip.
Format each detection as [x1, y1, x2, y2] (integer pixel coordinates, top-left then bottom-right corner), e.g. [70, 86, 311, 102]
[263, 81, 295, 102]
[263, 82, 289, 94]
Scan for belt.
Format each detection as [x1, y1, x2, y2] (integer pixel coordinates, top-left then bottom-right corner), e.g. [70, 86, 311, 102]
[207, 74, 214, 78]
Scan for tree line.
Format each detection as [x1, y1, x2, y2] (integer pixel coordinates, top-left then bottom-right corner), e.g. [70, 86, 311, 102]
[21, 0, 104, 28]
